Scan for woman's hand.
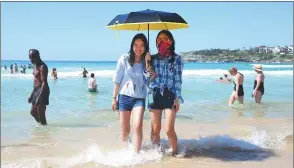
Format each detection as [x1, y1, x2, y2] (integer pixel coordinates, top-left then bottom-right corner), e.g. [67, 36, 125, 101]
[28, 95, 33, 103]
[252, 90, 257, 98]
[172, 98, 180, 112]
[111, 98, 118, 111]
[149, 69, 156, 81]
[145, 52, 151, 70]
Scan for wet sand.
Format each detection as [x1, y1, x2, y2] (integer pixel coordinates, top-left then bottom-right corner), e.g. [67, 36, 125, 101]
[1, 117, 293, 168]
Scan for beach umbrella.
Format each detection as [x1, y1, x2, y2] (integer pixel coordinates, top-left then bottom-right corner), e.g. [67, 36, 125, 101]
[106, 9, 189, 47]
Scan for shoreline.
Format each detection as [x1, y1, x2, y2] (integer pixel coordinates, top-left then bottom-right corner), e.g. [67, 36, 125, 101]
[1, 117, 292, 168]
[183, 60, 294, 63]
[1, 60, 294, 64]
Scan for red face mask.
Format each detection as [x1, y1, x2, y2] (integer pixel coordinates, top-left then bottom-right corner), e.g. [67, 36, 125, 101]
[157, 40, 172, 58]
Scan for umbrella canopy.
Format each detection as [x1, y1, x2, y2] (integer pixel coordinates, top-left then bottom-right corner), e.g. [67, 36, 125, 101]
[106, 9, 188, 31]
[106, 9, 189, 68]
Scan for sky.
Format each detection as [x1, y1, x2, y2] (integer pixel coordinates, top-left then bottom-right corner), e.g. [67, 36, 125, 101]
[1, 2, 293, 61]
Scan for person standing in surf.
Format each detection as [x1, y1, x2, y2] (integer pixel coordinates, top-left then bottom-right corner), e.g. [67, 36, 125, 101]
[111, 33, 155, 153]
[145, 30, 184, 155]
[81, 68, 88, 78]
[252, 64, 265, 104]
[51, 68, 58, 80]
[225, 67, 245, 106]
[88, 73, 98, 93]
[10, 64, 13, 73]
[28, 49, 50, 125]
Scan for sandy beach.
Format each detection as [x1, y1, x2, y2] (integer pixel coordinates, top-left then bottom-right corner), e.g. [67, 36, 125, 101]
[2, 116, 292, 168]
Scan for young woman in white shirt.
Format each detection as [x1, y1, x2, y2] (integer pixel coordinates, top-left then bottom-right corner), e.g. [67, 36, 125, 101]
[111, 33, 155, 153]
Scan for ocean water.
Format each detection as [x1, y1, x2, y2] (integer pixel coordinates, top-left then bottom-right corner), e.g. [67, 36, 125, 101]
[1, 60, 293, 168]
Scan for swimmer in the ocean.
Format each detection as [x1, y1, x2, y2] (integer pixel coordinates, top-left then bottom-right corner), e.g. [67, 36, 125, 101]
[216, 76, 231, 83]
[81, 68, 88, 78]
[13, 63, 18, 73]
[28, 64, 33, 69]
[10, 64, 13, 73]
[88, 73, 97, 92]
[51, 68, 58, 80]
[21, 65, 26, 74]
[225, 67, 245, 106]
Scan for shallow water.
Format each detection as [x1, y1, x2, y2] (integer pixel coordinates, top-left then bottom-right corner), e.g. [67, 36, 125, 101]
[1, 61, 293, 167]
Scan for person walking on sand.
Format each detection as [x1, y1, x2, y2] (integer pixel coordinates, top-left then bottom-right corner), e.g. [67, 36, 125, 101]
[111, 33, 155, 153]
[145, 30, 184, 156]
[252, 64, 265, 104]
[224, 67, 244, 106]
[28, 49, 50, 125]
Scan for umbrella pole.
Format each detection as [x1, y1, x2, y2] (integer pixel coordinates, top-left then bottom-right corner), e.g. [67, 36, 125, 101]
[147, 23, 150, 69]
[148, 23, 150, 51]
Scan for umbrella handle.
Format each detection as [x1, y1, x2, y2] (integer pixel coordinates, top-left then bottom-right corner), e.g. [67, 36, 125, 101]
[145, 51, 151, 70]
[113, 28, 119, 40]
[146, 60, 151, 70]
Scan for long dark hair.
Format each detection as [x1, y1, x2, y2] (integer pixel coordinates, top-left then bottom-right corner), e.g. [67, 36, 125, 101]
[156, 30, 176, 71]
[128, 33, 149, 66]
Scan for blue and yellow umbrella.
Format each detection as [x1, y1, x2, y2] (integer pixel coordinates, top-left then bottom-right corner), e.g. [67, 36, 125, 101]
[106, 9, 189, 44]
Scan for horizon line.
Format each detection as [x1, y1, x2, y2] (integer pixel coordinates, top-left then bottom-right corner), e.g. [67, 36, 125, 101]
[1, 59, 117, 62]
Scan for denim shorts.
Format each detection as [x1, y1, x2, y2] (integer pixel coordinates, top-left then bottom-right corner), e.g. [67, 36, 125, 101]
[118, 94, 145, 111]
[149, 88, 175, 110]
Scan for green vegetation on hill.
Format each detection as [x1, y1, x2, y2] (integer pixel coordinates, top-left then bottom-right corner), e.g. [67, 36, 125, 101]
[180, 49, 293, 63]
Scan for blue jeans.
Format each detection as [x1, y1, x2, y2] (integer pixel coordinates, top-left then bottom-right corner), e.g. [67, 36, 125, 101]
[118, 94, 145, 111]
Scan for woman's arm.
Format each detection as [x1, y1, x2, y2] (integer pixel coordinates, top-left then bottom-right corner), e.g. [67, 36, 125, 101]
[112, 83, 120, 100]
[112, 56, 125, 96]
[224, 74, 232, 82]
[254, 74, 262, 92]
[174, 56, 184, 104]
[111, 56, 125, 111]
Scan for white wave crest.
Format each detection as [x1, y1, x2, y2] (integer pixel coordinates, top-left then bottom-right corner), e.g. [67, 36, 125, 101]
[183, 69, 293, 76]
[250, 64, 293, 68]
[1, 69, 292, 78]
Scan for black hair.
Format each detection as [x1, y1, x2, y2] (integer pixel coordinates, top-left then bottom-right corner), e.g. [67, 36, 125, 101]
[128, 33, 149, 66]
[29, 49, 40, 58]
[91, 73, 94, 78]
[156, 30, 176, 72]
